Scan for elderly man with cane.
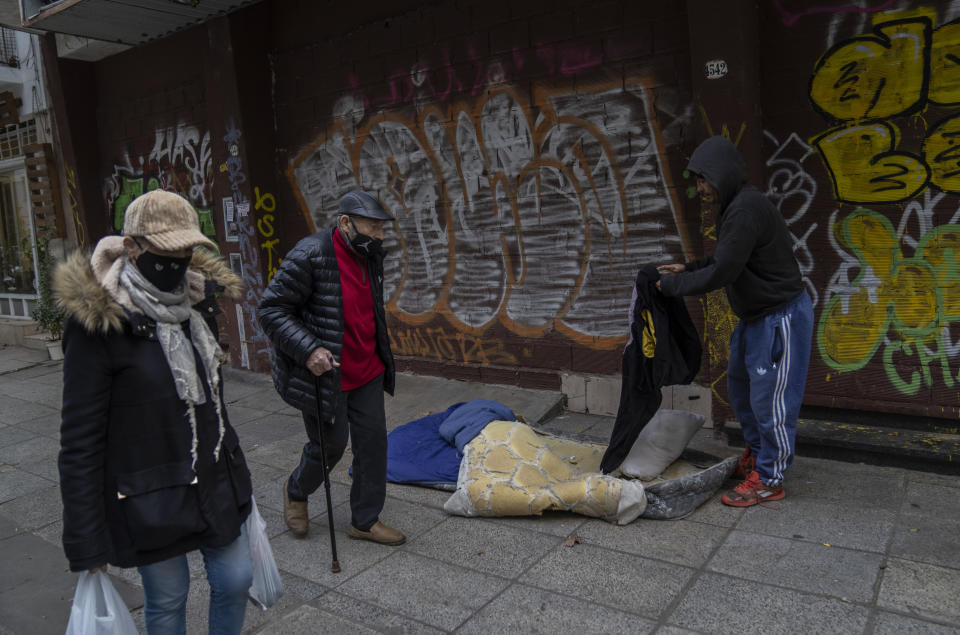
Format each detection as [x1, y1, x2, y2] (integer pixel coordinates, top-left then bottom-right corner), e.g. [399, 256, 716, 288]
[258, 190, 404, 567]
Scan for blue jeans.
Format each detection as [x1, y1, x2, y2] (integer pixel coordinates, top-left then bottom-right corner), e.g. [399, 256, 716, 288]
[728, 292, 813, 486]
[138, 524, 252, 635]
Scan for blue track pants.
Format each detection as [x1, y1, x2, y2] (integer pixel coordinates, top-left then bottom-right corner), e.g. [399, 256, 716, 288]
[727, 292, 813, 486]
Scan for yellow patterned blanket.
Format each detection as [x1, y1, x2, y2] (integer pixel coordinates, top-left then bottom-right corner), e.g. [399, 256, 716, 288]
[443, 420, 648, 525]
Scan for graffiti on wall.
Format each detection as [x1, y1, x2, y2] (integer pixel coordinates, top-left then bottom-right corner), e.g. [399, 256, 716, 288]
[222, 118, 271, 368]
[807, 9, 960, 402]
[818, 208, 960, 395]
[348, 40, 647, 112]
[288, 78, 690, 353]
[809, 12, 960, 204]
[104, 123, 215, 234]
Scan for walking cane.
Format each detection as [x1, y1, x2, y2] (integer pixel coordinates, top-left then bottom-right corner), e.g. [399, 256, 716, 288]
[313, 373, 342, 573]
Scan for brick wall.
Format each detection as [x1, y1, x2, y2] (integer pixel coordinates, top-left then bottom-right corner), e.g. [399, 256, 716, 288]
[270, 0, 698, 391]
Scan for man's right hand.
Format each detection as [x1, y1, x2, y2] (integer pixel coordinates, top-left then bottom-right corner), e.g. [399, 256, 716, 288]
[88, 565, 107, 573]
[657, 263, 686, 274]
[306, 347, 341, 376]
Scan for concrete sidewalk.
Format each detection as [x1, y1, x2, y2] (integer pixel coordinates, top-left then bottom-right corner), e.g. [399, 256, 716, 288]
[1, 343, 958, 634]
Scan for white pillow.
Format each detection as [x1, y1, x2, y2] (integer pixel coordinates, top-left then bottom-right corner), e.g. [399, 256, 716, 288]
[620, 409, 706, 480]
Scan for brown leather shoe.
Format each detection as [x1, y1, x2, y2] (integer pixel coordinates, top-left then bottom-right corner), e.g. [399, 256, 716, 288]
[348, 521, 406, 546]
[283, 486, 309, 537]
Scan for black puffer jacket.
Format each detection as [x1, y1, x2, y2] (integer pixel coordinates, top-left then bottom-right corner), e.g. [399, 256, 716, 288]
[54, 247, 252, 572]
[257, 228, 395, 421]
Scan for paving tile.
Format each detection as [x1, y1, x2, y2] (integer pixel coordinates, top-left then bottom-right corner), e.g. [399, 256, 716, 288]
[235, 413, 305, 446]
[708, 530, 883, 602]
[385, 481, 454, 511]
[0, 425, 34, 449]
[230, 388, 296, 414]
[878, 558, 960, 624]
[3, 363, 61, 381]
[680, 494, 747, 528]
[901, 480, 960, 519]
[256, 604, 380, 634]
[872, 610, 960, 634]
[889, 514, 960, 570]
[0, 436, 60, 467]
[0, 397, 57, 426]
[576, 515, 728, 567]
[307, 589, 445, 634]
[520, 542, 694, 620]
[786, 459, 906, 510]
[0, 379, 62, 409]
[458, 582, 655, 634]
[0, 467, 55, 504]
[667, 572, 870, 634]
[0, 484, 62, 531]
[244, 438, 307, 472]
[270, 524, 392, 589]
[14, 413, 61, 440]
[223, 404, 272, 426]
[736, 496, 895, 553]
[904, 471, 960, 489]
[337, 551, 509, 631]
[483, 509, 590, 538]
[0, 513, 25, 539]
[406, 516, 560, 578]
[19, 455, 60, 482]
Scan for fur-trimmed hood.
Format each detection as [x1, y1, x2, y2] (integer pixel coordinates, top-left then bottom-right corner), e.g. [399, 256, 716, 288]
[54, 236, 245, 335]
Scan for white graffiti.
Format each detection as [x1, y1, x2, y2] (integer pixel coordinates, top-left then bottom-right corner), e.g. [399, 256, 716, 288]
[764, 130, 820, 306]
[148, 124, 213, 206]
[103, 122, 213, 225]
[289, 80, 689, 342]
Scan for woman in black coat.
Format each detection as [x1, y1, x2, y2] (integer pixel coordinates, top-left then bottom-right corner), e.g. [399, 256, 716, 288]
[55, 190, 254, 634]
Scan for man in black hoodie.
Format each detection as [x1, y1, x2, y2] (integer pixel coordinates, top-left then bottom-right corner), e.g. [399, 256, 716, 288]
[658, 136, 813, 507]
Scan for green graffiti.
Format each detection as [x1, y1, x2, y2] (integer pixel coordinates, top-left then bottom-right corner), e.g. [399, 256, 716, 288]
[819, 208, 960, 395]
[112, 176, 144, 231]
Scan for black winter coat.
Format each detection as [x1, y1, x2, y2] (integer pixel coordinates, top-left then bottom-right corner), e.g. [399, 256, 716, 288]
[257, 228, 395, 421]
[54, 248, 252, 572]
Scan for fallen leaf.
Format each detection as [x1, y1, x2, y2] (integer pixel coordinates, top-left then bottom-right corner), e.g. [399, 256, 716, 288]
[564, 535, 582, 548]
[823, 543, 831, 547]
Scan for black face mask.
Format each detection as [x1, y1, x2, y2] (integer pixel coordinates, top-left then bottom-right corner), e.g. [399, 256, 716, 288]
[347, 218, 386, 260]
[135, 250, 191, 292]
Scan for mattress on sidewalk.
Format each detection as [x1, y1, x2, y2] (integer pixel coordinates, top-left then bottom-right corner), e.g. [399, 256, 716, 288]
[436, 420, 736, 523]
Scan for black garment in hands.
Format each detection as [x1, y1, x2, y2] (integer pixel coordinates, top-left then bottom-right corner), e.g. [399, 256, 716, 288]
[600, 266, 702, 474]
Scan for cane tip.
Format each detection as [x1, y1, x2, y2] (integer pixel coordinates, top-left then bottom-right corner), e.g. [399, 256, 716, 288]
[331, 561, 342, 573]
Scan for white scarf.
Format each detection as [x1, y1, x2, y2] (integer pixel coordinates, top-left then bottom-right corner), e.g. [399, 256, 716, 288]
[119, 258, 226, 466]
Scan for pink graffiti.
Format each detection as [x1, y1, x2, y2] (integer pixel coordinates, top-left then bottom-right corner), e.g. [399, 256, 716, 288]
[773, 0, 897, 27]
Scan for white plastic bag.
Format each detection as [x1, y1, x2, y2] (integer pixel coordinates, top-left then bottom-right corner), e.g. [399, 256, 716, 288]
[65, 570, 138, 635]
[246, 496, 282, 610]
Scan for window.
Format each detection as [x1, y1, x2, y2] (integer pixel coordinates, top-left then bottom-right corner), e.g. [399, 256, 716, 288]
[0, 171, 35, 296]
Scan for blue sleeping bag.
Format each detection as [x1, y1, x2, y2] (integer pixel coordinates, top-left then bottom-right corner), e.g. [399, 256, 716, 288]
[386, 399, 515, 488]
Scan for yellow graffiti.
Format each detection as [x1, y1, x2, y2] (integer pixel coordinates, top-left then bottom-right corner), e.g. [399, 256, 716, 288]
[818, 209, 960, 394]
[252, 186, 280, 282]
[810, 17, 930, 122]
[810, 12, 960, 203]
[814, 121, 930, 203]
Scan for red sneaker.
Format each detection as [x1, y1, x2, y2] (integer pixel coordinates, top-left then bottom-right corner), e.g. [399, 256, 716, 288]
[732, 446, 756, 479]
[721, 471, 785, 507]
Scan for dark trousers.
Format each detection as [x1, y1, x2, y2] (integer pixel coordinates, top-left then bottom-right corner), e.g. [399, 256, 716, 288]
[287, 373, 386, 531]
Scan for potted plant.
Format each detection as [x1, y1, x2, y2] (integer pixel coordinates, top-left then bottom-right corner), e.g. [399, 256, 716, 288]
[31, 238, 65, 360]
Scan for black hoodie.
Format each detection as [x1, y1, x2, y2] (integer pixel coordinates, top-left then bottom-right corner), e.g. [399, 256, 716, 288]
[659, 136, 802, 321]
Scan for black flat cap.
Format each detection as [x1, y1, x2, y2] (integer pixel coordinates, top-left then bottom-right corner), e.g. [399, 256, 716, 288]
[338, 190, 394, 220]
